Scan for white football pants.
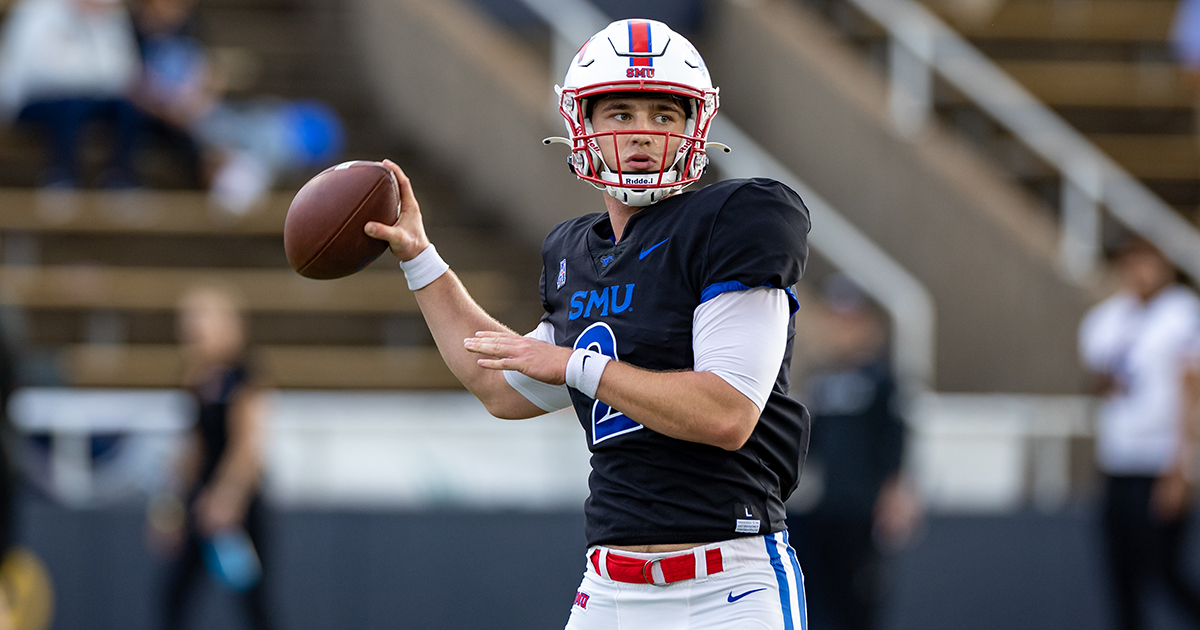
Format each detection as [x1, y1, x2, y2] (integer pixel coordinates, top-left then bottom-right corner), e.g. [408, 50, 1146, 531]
[564, 532, 807, 630]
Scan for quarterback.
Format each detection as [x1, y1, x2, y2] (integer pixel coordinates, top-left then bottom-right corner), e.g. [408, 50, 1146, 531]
[366, 19, 811, 629]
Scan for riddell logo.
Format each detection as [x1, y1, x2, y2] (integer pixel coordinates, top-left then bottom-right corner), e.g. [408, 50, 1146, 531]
[626, 67, 655, 78]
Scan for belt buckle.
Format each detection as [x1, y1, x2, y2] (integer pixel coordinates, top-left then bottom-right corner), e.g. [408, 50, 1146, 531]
[641, 557, 668, 587]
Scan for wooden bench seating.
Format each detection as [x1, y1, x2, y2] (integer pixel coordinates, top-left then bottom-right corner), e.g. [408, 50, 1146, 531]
[0, 189, 291, 235]
[939, 61, 1197, 110]
[1090, 133, 1200, 180]
[0, 182, 536, 389]
[0, 265, 512, 314]
[0, 0, 546, 390]
[65, 343, 461, 389]
[934, 0, 1176, 43]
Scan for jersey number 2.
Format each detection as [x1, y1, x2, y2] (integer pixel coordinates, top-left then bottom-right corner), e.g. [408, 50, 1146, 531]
[574, 322, 643, 444]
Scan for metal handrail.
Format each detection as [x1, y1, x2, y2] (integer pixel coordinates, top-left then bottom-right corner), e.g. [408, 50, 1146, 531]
[850, 0, 1200, 284]
[513, 0, 938, 390]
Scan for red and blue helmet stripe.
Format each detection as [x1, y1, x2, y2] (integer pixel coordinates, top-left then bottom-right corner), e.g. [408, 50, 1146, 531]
[628, 20, 652, 67]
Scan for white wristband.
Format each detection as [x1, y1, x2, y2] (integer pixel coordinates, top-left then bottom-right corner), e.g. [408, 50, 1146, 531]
[399, 244, 449, 291]
[565, 349, 611, 399]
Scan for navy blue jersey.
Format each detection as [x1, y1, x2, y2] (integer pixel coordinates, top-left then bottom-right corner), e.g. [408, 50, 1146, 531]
[539, 178, 812, 547]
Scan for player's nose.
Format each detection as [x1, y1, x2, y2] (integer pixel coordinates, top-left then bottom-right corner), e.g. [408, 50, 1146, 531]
[627, 128, 655, 146]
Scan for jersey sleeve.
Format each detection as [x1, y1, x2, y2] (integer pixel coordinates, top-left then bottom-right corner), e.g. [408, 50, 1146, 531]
[1079, 298, 1123, 372]
[1179, 294, 1200, 368]
[700, 179, 810, 313]
[502, 322, 573, 412]
[692, 287, 790, 411]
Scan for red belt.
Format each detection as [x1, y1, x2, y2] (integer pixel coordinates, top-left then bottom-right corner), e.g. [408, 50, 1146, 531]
[590, 547, 724, 585]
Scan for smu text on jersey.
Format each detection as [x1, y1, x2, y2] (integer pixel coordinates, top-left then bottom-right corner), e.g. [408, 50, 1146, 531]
[569, 285, 635, 320]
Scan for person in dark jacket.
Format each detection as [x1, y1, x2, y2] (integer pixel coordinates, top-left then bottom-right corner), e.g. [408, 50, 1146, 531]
[790, 275, 920, 630]
[147, 285, 273, 630]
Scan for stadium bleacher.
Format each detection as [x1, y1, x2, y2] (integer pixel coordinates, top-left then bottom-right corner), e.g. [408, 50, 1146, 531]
[810, 0, 1200, 221]
[0, 0, 543, 390]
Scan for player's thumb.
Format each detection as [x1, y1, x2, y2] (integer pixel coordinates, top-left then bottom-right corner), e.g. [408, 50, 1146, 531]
[364, 221, 400, 243]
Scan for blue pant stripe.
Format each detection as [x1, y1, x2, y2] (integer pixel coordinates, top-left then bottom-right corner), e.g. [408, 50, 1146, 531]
[765, 533, 794, 630]
[783, 531, 807, 630]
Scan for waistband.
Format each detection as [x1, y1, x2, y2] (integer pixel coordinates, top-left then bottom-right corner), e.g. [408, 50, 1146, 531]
[586, 535, 771, 586]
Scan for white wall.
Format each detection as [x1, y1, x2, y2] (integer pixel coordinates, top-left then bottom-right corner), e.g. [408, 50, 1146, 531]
[10, 388, 1095, 513]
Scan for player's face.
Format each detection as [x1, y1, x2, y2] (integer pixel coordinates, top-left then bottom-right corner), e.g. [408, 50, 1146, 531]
[1119, 248, 1175, 300]
[590, 96, 687, 174]
[819, 306, 885, 364]
[178, 289, 245, 363]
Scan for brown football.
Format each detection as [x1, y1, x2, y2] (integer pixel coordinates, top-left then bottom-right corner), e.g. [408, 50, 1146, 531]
[284, 161, 399, 279]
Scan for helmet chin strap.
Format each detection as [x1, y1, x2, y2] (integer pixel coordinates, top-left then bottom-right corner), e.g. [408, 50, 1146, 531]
[598, 163, 684, 206]
[604, 185, 676, 207]
[593, 137, 691, 207]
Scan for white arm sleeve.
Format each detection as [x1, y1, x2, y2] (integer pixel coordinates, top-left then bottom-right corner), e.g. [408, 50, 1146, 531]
[503, 322, 574, 412]
[693, 287, 791, 412]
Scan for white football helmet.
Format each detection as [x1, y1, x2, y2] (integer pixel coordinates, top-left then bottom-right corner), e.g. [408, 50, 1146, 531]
[546, 19, 724, 207]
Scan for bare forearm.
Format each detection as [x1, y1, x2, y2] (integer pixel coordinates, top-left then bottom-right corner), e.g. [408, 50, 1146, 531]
[594, 362, 760, 450]
[175, 435, 202, 492]
[210, 442, 261, 496]
[210, 391, 265, 497]
[1178, 367, 1200, 470]
[363, 161, 542, 418]
[465, 331, 760, 445]
[413, 270, 532, 410]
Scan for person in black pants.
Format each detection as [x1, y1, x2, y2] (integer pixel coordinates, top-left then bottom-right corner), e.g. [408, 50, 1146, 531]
[148, 285, 273, 630]
[790, 275, 920, 630]
[1104, 476, 1200, 630]
[1081, 239, 1200, 630]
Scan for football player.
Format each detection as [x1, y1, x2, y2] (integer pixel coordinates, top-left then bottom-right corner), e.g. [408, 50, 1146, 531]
[365, 19, 811, 629]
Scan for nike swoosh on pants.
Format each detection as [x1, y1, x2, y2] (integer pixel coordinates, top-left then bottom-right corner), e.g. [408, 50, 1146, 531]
[728, 588, 767, 603]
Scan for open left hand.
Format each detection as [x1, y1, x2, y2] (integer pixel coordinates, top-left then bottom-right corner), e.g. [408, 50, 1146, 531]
[465, 330, 573, 385]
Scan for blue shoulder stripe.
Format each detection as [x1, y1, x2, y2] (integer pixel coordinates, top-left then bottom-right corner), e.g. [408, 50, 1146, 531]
[699, 282, 801, 315]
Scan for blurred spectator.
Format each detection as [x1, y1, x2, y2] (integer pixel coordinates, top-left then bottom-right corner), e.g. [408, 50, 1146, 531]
[1173, 0, 1200, 72]
[129, 0, 207, 186]
[790, 275, 920, 630]
[127, 0, 343, 212]
[147, 285, 274, 630]
[0, 0, 141, 187]
[193, 97, 344, 216]
[1079, 238, 1200, 630]
[1173, 0, 1200, 219]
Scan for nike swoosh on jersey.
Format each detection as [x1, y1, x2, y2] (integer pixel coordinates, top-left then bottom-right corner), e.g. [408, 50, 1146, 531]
[727, 588, 767, 603]
[638, 238, 670, 260]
